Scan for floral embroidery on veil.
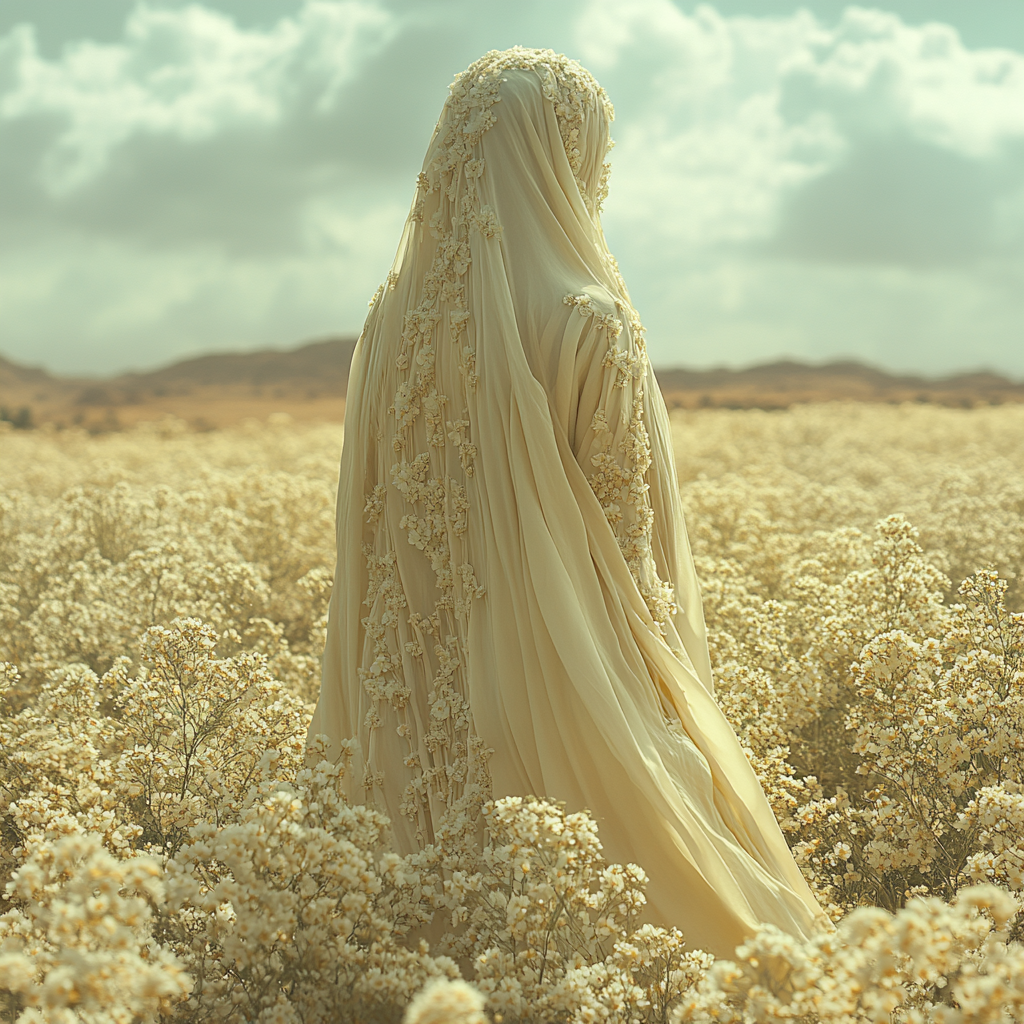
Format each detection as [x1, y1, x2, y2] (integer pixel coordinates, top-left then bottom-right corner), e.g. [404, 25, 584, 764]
[354, 47, 672, 841]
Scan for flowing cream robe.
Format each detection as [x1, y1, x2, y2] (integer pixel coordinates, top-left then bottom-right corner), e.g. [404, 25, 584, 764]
[308, 48, 828, 957]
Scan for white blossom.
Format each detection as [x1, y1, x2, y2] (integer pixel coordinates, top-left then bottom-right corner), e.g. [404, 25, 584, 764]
[1, 403, 1022, 1021]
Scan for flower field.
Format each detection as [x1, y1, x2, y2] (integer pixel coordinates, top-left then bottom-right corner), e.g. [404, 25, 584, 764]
[1, 401, 1023, 1023]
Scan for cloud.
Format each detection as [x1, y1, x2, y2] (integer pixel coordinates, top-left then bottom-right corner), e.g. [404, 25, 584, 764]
[769, 136, 1002, 266]
[0, 0, 420, 374]
[767, 6, 1024, 267]
[0, 200, 408, 373]
[0, 2, 397, 193]
[0, 0, 1021, 378]
[0, 1, 404, 256]
[580, 1, 1024, 260]
[576, 0, 1024, 373]
[777, 8, 1024, 158]
[0, 0, 586, 373]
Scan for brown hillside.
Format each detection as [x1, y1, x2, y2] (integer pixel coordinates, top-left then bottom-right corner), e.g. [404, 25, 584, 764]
[0, 338, 356, 431]
[655, 360, 1024, 410]
[2, 339, 1022, 432]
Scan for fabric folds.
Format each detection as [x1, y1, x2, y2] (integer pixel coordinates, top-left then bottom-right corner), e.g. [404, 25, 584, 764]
[307, 47, 829, 957]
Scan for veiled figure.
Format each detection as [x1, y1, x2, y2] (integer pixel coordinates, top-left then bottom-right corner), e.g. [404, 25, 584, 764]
[308, 46, 828, 957]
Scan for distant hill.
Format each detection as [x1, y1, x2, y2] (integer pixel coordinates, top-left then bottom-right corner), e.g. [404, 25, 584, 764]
[0, 338, 357, 431]
[2, 337, 1022, 432]
[654, 360, 1024, 410]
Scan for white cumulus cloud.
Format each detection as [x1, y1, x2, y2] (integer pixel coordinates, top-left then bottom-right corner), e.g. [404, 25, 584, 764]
[0, 1, 397, 193]
[580, 0, 1024, 372]
[0, 0, 1021, 378]
[582, 0, 1024, 258]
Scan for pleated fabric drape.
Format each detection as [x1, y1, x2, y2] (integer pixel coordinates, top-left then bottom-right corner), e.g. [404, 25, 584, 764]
[307, 47, 828, 957]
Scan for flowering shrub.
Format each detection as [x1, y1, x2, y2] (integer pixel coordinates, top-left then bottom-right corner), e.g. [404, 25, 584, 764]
[431, 795, 712, 1022]
[164, 757, 457, 1023]
[404, 979, 488, 1024]
[0, 832, 192, 1023]
[0, 417, 337, 704]
[0, 403, 1022, 1021]
[675, 885, 1024, 1024]
[791, 570, 1024, 921]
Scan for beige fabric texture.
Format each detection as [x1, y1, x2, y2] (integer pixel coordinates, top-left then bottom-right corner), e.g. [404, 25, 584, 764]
[308, 47, 828, 957]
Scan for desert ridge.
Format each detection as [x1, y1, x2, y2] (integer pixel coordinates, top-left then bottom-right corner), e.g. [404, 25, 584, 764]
[2, 336, 1023, 432]
[0, 338, 356, 432]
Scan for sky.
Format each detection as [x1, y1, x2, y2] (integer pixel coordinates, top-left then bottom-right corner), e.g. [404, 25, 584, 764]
[1, 0, 1022, 379]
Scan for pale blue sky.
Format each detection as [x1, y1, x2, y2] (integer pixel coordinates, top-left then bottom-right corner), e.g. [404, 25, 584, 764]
[1, 1, 1022, 378]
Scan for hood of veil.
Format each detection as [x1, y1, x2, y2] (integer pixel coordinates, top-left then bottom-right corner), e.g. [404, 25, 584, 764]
[360, 47, 641, 394]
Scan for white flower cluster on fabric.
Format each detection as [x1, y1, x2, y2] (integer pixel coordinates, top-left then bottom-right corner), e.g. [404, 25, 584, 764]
[566, 291, 678, 633]
[356, 47, 627, 843]
[448, 47, 615, 216]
